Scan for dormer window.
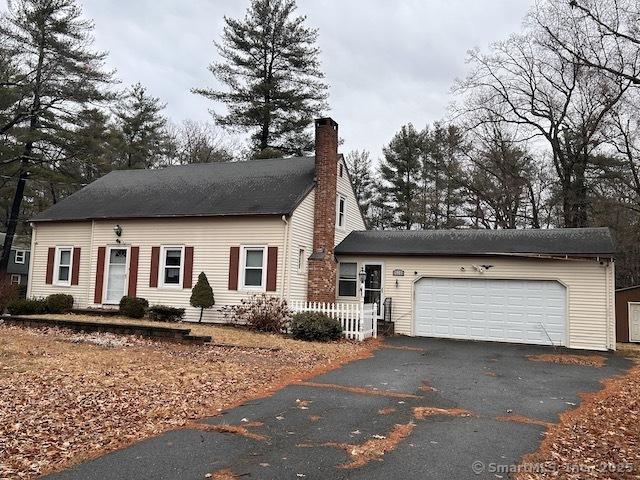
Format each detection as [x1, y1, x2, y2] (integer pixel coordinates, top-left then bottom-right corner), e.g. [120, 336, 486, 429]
[336, 195, 346, 229]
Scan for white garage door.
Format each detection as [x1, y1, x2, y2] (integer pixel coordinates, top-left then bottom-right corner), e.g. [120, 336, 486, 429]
[414, 278, 566, 346]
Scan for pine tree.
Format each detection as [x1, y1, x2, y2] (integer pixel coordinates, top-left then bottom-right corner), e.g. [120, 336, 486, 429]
[0, 0, 114, 272]
[112, 83, 173, 169]
[190, 272, 215, 323]
[379, 124, 424, 230]
[345, 150, 374, 219]
[193, 0, 328, 156]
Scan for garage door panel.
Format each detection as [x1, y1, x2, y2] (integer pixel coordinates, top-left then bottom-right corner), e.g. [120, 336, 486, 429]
[414, 278, 566, 346]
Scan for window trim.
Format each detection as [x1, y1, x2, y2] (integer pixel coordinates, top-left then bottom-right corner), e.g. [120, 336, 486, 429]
[159, 245, 185, 289]
[53, 246, 74, 287]
[14, 250, 26, 264]
[337, 261, 358, 298]
[240, 245, 267, 291]
[102, 245, 131, 305]
[337, 194, 347, 230]
[10, 274, 21, 285]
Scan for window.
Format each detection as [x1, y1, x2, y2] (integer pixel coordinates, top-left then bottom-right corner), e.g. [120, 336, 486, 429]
[298, 247, 306, 273]
[339, 163, 344, 177]
[338, 262, 358, 297]
[10, 274, 20, 285]
[161, 246, 184, 287]
[14, 250, 25, 264]
[54, 247, 73, 286]
[241, 246, 266, 289]
[337, 195, 346, 229]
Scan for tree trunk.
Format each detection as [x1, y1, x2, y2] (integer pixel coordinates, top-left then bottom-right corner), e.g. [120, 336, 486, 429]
[0, 166, 28, 272]
[199, 307, 203, 323]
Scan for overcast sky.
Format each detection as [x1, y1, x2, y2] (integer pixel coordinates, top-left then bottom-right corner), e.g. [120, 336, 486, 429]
[78, 0, 533, 159]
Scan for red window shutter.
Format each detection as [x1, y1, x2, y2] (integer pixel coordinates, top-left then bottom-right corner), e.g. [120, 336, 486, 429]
[45, 247, 55, 285]
[150, 246, 160, 287]
[228, 246, 240, 290]
[71, 247, 81, 286]
[128, 246, 140, 297]
[266, 246, 278, 292]
[94, 247, 106, 304]
[184, 246, 194, 289]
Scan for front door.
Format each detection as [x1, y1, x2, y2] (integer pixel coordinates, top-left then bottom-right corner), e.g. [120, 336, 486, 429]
[630, 303, 640, 342]
[364, 264, 383, 314]
[105, 248, 128, 305]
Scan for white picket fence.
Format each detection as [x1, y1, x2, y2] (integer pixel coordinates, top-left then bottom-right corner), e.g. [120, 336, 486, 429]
[290, 301, 378, 341]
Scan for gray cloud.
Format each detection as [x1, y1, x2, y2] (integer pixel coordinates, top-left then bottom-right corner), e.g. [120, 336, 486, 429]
[27, 0, 536, 159]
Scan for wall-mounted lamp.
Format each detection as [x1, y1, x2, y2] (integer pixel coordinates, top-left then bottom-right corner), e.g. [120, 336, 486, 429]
[113, 224, 123, 237]
[359, 267, 366, 284]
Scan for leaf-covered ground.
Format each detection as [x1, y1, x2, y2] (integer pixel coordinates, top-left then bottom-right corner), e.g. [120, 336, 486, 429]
[517, 358, 640, 480]
[0, 324, 374, 479]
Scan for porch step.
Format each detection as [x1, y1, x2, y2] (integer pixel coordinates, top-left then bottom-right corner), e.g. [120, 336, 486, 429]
[71, 308, 121, 317]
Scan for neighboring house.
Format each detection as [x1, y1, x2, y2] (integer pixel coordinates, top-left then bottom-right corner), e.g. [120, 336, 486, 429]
[28, 117, 616, 351]
[0, 233, 31, 287]
[615, 285, 640, 343]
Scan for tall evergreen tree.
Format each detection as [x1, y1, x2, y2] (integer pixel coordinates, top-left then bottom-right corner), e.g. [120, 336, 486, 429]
[193, 0, 328, 157]
[379, 124, 423, 230]
[0, 0, 114, 272]
[344, 150, 374, 219]
[112, 83, 173, 169]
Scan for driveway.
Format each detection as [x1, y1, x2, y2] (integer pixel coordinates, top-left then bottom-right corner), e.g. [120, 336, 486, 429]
[47, 337, 631, 480]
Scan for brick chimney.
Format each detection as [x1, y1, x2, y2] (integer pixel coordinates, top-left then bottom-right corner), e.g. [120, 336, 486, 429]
[307, 118, 339, 303]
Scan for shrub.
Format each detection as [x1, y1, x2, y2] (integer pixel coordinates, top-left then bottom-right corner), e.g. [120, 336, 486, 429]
[46, 294, 74, 313]
[290, 312, 343, 342]
[148, 305, 186, 322]
[190, 272, 215, 322]
[119, 296, 148, 319]
[7, 298, 48, 315]
[0, 275, 19, 313]
[226, 294, 290, 333]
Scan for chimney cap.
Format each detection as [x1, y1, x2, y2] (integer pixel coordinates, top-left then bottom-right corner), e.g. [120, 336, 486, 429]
[315, 117, 338, 129]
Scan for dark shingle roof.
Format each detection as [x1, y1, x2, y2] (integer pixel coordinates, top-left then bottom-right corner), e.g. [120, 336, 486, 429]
[32, 157, 316, 222]
[335, 228, 615, 257]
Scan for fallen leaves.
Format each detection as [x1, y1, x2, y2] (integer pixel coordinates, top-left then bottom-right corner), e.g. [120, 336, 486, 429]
[190, 421, 267, 441]
[527, 353, 607, 367]
[297, 382, 421, 399]
[515, 363, 640, 480]
[0, 324, 373, 479]
[412, 407, 473, 420]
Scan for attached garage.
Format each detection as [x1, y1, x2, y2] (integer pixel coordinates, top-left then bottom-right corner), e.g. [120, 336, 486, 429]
[335, 228, 616, 351]
[414, 278, 566, 346]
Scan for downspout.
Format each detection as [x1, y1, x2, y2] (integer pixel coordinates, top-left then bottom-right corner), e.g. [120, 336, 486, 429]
[86, 220, 95, 307]
[281, 215, 290, 300]
[607, 259, 615, 350]
[26, 222, 37, 299]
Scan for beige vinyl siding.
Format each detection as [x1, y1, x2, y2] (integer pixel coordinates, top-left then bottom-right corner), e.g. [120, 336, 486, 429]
[286, 191, 314, 302]
[28, 222, 93, 307]
[335, 157, 366, 245]
[336, 254, 615, 351]
[30, 217, 287, 322]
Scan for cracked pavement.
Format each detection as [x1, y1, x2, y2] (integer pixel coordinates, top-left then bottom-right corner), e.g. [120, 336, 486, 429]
[46, 337, 631, 480]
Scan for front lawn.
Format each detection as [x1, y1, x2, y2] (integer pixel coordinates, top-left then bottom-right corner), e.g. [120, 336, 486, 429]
[0, 323, 374, 478]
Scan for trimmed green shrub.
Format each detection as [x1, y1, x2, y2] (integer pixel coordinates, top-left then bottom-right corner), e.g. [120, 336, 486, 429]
[7, 298, 48, 315]
[119, 296, 149, 319]
[190, 272, 215, 322]
[148, 305, 186, 322]
[46, 294, 74, 313]
[290, 312, 343, 342]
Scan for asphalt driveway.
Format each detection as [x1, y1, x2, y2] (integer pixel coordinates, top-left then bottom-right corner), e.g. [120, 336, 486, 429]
[47, 337, 631, 480]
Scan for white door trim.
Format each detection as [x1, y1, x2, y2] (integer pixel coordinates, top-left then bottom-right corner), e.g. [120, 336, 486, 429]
[628, 302, 640, 343]
[363, 261, 384, 312]
[103, 245, 130, 305]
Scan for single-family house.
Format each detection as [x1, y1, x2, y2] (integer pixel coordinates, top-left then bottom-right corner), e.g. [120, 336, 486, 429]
[28, 117, 616, 350]
[1, 232, 31, 287]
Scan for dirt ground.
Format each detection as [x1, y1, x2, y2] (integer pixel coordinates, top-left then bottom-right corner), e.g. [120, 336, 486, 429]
[0, 323, 375, 479]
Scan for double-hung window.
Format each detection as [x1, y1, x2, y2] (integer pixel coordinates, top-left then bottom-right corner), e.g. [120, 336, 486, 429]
[242, 247, 266, 290]
[54, 247, 73, 286]
[338, 262, 357, 297]
[337, 195, 346, 229]
[14, 250, 25, 264]
[161, 246, 184, 287]
[10, 274, 20, 285]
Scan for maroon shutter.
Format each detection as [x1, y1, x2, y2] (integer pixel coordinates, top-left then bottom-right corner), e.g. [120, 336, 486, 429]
[150, 246, 160, 287]
[228, 246, 240, 290]
[128, 246, 139, 297]
[266, 246, 278, 292]
[184, 246, 194, 289]
[71, 247, 81, 286]
[94, 247, 106, 304]
[45, 247, 55, 285]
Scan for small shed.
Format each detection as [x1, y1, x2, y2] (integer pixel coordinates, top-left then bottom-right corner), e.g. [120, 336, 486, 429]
[615, 285, 640, 343]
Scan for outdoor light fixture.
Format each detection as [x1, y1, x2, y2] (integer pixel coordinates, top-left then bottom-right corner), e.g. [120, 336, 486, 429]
[359, 267, 366, 284]
[113, 224, 123, 237]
